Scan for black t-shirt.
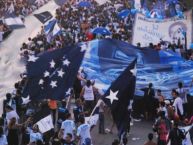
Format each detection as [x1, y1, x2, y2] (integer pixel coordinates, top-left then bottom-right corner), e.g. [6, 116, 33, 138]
[168, 128, 185, 145]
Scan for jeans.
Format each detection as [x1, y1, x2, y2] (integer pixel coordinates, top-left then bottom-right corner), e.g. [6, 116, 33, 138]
[99, 112, 105, 133]
[50, 109, 57, 126]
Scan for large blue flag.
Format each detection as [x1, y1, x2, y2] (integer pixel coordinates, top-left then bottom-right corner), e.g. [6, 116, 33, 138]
[80, 39, 159, 94]
[80, 39, 193, 98]
[23, 45, 85, 100]
[23, 38, 193, 101]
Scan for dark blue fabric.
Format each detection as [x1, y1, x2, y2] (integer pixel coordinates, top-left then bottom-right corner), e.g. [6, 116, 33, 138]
[102, 59, 137, 139]
[23, 46, 85, 100]
[34, 11, 53, 24]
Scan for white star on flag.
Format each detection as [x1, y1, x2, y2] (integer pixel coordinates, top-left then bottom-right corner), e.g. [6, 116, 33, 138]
[50, 81, 57, 88]
[39, 79, 44, 85]
[28, 55, 38, 62]
[44, 71, 50, 77]
[63, 59, 70, 66]
[66, 88, 71, 95]
[22, 96, 31, 105]
[50, 60, 55, 68]
[106, 90, 119, 104]
[80, 44, 87, 52]
[57, 69, 65, 78]
[130, 64, 137, 76]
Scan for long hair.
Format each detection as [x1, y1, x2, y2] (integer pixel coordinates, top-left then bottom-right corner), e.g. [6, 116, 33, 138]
[8, 117, 16, 129]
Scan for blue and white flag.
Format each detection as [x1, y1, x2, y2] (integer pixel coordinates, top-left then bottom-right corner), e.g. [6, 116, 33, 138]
[44, 19, 61, 36]
[34, 11, 53, 24]
[80, 39, 158, 94]
[79, 39, 193, 99]
[4, 17, 25, 29]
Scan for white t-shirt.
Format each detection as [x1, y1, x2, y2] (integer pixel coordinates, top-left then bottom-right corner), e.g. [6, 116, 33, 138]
[30, 132, 43, 143]
[0, 135, 8, 145]
[6, 110, 19, 124]
[83, 86, 94, 101]
[176, 88, 187, 104]
[77, 123, 91, 145]
[61, 120, 76, 140]
[173, 97, 184, 115]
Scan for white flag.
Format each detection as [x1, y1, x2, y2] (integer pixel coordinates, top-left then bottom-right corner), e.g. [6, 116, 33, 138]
[36, 115, 54, 133]
[85, 114, 99, 126]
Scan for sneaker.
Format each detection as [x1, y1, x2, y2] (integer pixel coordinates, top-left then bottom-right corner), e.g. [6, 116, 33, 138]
[133, 118, 142, 122]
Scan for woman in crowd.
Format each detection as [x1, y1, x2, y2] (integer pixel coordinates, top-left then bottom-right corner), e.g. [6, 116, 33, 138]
[7, 117, 21, 145]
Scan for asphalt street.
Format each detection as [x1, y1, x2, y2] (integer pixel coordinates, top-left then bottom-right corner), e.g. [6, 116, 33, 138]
[91, 111, 155, 145]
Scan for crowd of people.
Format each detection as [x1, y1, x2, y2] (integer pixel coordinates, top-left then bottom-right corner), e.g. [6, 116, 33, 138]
[1, 0, 193, 145]
[136, 81, 193, 145]
[0, 0, 51, 18]
[19, 0, 193, 60]
[0, 0, 51, 42]
[0, 73, 108, 145]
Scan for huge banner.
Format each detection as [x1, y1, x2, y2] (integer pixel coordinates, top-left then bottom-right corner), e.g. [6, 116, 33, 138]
[132, 10, 193, 48]
[79, 39, 193, 98]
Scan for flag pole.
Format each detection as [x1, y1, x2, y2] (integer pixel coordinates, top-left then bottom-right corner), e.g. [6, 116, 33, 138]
[89, 99, 102, 120]
[66, 94, 71, 110]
